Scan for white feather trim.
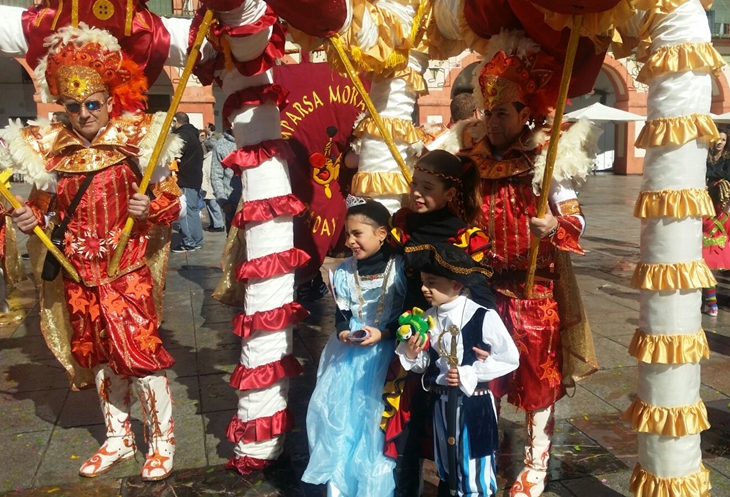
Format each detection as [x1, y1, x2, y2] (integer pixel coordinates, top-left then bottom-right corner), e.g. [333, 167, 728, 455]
[137, 112, 184, 183]
[427, 118, 486, 153]
[35, 23, 122, 103]
[471, 29, 540, 111]
[532, 120, 601, 193]
[0, 119, 57, 191]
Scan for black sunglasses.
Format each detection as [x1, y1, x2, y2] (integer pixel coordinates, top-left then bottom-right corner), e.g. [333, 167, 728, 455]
[64, 100, 105, 114]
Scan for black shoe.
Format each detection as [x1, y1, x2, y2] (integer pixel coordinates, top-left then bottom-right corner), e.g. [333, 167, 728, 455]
[171, 246, 193, 253]
[206, 227, 225, 232]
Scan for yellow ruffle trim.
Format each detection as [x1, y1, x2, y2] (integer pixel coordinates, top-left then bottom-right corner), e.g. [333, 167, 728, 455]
[629, 329, 710, 364]
[637, 42, 725, 83]
[353, 116, 420, 144]
[539, 0, 636, 38]
[633, 188, 714, 219]
[623, 397, 710, 436]
[351, 171, 410, 196]
[635, 114, 719, 149]
[629, 462, 711, 497]
[631, 260, 716, 290]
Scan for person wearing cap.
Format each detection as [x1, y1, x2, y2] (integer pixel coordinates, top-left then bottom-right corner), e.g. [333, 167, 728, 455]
[398, 242, 518, 496]
[1, 24, 184, 481]
[442, 30, 599, 497]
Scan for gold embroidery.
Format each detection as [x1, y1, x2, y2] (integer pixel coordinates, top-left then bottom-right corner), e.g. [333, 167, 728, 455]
[404, 244, 494, 278]
[553, 199, 583, 217]
[152, 175, 182, 198]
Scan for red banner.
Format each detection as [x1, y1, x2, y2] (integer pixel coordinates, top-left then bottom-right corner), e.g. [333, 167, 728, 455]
[272, 62, 370, 284]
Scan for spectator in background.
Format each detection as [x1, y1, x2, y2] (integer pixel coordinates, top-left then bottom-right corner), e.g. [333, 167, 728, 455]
[51, 111, 71, 128]
[210, 128, 240, 232]
[449, 91, 478, 126]
[200, 132, 225, 232]
[171, 112, 204, 252]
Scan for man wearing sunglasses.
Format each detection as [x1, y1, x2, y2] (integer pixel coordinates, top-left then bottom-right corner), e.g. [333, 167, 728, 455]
[1, 26, 183, 482]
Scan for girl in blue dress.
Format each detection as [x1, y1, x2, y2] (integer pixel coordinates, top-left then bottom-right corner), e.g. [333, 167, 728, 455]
[302, 198, 406, 497]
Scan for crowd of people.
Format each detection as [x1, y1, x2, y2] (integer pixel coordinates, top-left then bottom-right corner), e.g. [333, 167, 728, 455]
[0, 21, 599, 497]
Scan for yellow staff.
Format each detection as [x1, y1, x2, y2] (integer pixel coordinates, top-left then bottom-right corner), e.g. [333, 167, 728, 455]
[0, 179, 81, 283]
[108, 8, 215, 276]
[328, 34, 413, 184]
[524, 15, 583, 298]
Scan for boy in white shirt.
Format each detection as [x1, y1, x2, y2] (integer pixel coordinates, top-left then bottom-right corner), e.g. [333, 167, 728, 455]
[398, 243, 519, 496]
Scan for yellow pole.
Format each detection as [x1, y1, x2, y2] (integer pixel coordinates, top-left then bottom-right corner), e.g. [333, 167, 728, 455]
[0, 182, 81, 283]
[108, 9, 215, 276]
[524, 15, 583, 298]
[328, 34, 412, 184]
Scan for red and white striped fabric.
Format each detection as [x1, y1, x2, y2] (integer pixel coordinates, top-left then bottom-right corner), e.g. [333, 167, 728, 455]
[194, 0, 309, 474]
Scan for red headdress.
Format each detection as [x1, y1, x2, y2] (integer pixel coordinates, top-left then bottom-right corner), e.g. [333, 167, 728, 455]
[36, 23, 148, 116]
[472, 30, 559, 120]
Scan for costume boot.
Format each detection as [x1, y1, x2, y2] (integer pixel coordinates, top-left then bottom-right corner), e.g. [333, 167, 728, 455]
[79, 365, 136, 477]
[509, 405, 554, 497]
[135, 373, 175, 481]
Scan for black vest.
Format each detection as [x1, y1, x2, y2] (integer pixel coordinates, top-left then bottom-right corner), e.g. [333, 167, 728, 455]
[427, 307, 499, 458]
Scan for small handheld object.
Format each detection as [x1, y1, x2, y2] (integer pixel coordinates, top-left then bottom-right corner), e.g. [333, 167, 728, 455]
[397, 307, 433, 349]
[347, 329, 370, 342]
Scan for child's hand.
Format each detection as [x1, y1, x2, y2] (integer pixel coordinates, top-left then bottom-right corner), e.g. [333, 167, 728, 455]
[446, 366, 460, 387]
[338, 330, 352, 345]
[405, 334, 427, 359]
[358, 326, 382, 346]
[473, 347, 490, 361]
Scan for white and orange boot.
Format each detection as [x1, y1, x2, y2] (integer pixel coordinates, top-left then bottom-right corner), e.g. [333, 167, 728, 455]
[509, 405, 555, 497]
[79, 365, 136, 477]
[135, 373, 175, 481]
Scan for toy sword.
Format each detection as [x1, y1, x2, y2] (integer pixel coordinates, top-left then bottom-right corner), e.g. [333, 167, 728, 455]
[437, 321, 461, 496]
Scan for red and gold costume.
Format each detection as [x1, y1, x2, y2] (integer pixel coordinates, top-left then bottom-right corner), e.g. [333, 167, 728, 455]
[0, 24, 182, 481]
[438, 30, 599, 497]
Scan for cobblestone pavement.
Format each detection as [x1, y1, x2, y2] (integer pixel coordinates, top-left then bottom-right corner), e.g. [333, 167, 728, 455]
[2, 175, 730, 496]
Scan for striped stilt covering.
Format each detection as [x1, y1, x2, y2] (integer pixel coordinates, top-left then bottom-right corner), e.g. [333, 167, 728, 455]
[193, 0, 309, 473]
[624, 0, 723, 494]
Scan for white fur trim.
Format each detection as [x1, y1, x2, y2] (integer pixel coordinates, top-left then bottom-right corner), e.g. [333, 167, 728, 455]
[0, 119, 57, 191]
[532, 119, 601, 193]
[471, 29, 540, 111]
[427, 118, 487, 153]
[136, 112, 184, 182]
[35, 22, 122, 103]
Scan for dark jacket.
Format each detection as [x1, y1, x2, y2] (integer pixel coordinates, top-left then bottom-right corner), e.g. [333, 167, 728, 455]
[172, 123, 204, 189]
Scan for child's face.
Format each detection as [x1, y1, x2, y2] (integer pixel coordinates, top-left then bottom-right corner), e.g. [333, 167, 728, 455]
[409, 169, 456, 214]
[345, 215, 387, 260]
[420, 272, 462, 306]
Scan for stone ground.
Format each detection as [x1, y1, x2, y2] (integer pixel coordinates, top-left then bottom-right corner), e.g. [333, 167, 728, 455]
[2, 174, 730, 496]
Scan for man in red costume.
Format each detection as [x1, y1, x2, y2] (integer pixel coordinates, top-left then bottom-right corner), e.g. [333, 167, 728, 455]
[1, 24, 183, 481]
[448, 31, 598, 497]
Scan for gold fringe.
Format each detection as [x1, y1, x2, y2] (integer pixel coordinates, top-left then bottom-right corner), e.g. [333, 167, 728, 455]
[352, 171, 411, 196]
[633, 188, 715, 219]
[635, 114, 719, 149]
[629, 329, 710, 364]
[353, 116, 421, 144]
[631, 260, 716, 290]
[630, 462, 711, 497]
[637, 42, 725, 83]
[623, 397, 710, 436]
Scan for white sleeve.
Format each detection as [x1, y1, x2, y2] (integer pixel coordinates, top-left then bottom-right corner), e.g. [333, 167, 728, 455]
[549, 178, 585, 234]
[472, 309, 519, 382]
[396, 341, 429, 373]
[0, 6, 28, 58]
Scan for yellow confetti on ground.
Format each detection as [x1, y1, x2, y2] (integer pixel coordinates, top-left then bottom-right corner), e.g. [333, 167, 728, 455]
[46, 488, 60, 493]
[70, 455, 80, 460]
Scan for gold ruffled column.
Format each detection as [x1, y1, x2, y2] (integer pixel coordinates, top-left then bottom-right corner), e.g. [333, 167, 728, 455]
[626, 0, 723, 494]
